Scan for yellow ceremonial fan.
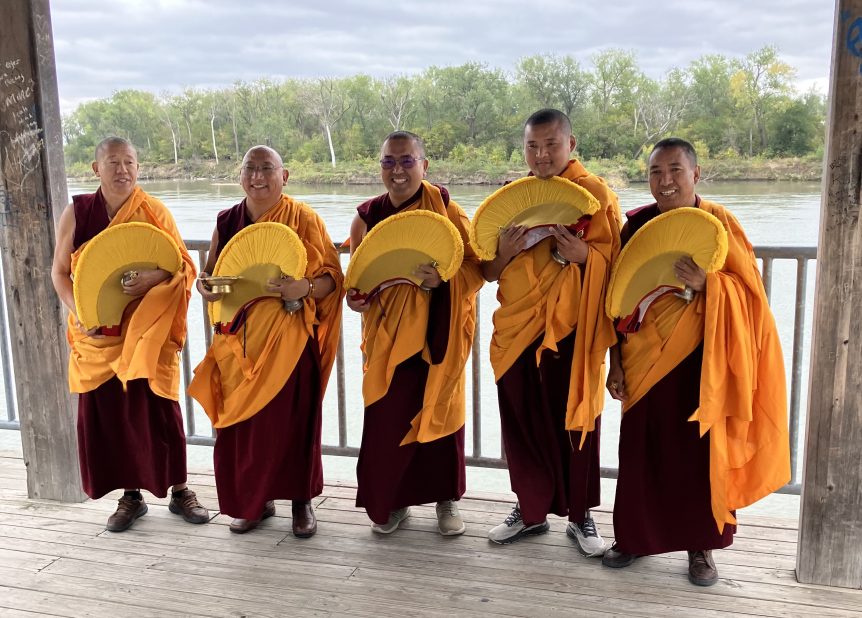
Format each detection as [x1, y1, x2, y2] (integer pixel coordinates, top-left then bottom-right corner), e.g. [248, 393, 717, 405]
[345, 210, 463, 299]
[470, 176, 601, 261]
[73, 222, 183, 331]
[606, 207, 728, 321]
[208, 222, 307, 325]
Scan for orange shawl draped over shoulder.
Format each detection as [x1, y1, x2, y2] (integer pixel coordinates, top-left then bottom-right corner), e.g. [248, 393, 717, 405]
[489, 160, 621, 442]
[189, 195, 344, 429]
[67, 186, 195, 400]
[619, 199, 790, 532]
[361, 180, 484, 445]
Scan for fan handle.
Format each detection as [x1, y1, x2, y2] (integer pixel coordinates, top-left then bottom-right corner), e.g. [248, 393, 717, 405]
[674, 286, 695, 303]
[283, 299, 303, 313]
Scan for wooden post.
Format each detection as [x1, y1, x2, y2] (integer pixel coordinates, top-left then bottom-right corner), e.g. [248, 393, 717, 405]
[797, 0, 862, 588]
[0, 0, 85, 501]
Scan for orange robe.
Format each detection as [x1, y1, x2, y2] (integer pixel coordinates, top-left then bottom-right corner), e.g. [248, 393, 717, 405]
[619, 198, 790, 532]
[67, 186, 195, 400]
[490, 160, 621, 438]
[360, 180, 484, 444]
[189, 195, 344, 429]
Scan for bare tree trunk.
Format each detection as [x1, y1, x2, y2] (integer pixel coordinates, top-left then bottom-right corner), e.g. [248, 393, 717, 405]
[324, 123, 336, 168]
[163, 114, 179, 164]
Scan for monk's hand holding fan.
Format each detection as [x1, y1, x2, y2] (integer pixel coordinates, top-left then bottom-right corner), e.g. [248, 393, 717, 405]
[414, 263, 443, 290]
[121, 268, 171, 298]
[673, 256, 706, 292]
[496, 225, 528, 263]
[345, 289, 371, 313]
[550, 224, 588, 265]
[265, 275, 310, 302]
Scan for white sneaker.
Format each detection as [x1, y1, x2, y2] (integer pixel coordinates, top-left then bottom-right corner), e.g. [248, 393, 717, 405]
[487, 504, 549, 544]
[436, 500, 466, 536]
[371, 507, 411, 534]
[566, 512, 606, 557]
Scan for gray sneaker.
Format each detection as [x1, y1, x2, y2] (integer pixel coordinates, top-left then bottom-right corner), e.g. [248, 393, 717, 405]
[371, 507, 411, 534]
[436, 500, 466, 536]
[566, 512, 606, 557]
[488, 504, 549, 544]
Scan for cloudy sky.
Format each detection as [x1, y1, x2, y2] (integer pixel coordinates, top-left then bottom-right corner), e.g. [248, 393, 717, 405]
[50, 0, 836, 113]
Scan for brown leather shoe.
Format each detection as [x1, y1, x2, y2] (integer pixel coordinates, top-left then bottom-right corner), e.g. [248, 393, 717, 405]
[292, 500, 317, 538]
[229, 500, 276, 534]
[168, 488, 210, 524]
[688, 550, 719, 586]
[106, 495, 148, 532]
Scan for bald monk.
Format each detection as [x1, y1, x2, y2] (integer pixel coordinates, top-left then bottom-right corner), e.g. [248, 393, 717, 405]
[603, 138, 790, 586]
[483, 109, 620, 555]
[189, 146, 343, 536]
[347, 131, 483, 535]
[51, 136, 208, 531]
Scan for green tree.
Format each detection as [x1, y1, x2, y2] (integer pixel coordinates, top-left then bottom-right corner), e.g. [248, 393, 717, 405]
[730, 46, 795, 155]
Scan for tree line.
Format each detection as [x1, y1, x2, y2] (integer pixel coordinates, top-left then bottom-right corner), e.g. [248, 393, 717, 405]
[62, 46, 825, 170]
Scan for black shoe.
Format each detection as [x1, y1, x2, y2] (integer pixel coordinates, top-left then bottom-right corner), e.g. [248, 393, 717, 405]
[601, 543, 638, 568]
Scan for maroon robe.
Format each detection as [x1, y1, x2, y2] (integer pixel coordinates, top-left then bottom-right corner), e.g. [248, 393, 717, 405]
[354, 188, 466, 524]
[210, 202, 324, 520]
[611, 202, 734, 555]
[72, 190, 187, 499]
[497, 332, 601, 526]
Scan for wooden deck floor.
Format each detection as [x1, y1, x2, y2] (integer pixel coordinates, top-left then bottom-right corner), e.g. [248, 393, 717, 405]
[1, 448, 861, 617]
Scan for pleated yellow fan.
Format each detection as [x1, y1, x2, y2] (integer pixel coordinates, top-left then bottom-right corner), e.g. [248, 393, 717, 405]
[606, 207, 728, 319]
[209, 222, 307, 325]
[470, 176, 601, 261]
[73, 222, 183, 330]
[345, 210, 463, 298]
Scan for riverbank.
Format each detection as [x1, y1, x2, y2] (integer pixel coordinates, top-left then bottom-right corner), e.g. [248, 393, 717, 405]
[66, 155, 823, 186]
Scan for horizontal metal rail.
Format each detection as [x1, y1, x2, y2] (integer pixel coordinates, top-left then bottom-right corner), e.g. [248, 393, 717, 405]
[0, 244, 816, 496]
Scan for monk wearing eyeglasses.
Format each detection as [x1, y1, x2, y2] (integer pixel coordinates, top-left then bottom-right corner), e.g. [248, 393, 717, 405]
[189, 146, 344, 536]
[346, 131, 484, 536]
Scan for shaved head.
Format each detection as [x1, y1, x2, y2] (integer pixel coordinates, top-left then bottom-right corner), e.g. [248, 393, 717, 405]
[242, 145, 284, 167]
[524, 108, 572, 136]
[95, 136, 136, 161]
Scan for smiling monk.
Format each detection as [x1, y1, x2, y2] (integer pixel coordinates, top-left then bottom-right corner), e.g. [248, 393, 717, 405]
[482, 109, 620, 556]
[51, 137, 208, 532]
[346, 131, 484, 536]
[190, 146, 343, 536]
[603, 138, 790, 587]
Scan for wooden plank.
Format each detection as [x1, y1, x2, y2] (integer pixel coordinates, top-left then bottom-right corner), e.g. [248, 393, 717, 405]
[798, 0, 862, 589]
[0, 563, 335, 618]
[0, 0, 83, 502]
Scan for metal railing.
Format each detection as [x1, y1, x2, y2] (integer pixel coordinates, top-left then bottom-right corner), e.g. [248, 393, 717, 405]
[0, 244, 816, 494]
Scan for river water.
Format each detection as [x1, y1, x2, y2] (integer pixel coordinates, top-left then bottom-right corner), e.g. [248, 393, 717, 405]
[7, 178, 820, 506]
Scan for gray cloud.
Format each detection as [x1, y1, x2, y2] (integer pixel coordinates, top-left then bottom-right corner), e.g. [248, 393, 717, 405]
[50, 0, 835, 112]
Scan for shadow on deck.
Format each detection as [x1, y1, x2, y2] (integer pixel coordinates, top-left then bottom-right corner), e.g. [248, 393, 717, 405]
[0, 444, 860, 617]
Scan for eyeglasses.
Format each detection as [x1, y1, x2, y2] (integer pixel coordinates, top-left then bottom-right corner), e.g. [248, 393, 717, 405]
[379, 155, 425, 170]
[242, 165, 282, 175]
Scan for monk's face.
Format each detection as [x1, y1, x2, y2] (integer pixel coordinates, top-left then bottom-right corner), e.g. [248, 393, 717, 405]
[240, 147, 288, 208]
[380, 137, 427, 206]
[648, 146, 701, 212]
[92, 143, 138, 203]
[523, 121, 576, 179]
